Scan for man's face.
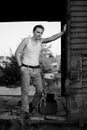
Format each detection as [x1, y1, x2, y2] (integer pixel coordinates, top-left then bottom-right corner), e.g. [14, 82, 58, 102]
[33, 28, 44, 40]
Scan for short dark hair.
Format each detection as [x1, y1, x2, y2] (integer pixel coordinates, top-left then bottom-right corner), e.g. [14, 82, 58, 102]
[33, 25, 44, 32]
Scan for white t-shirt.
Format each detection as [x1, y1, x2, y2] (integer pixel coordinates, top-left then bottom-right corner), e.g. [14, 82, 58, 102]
[22, 36, 42, 66]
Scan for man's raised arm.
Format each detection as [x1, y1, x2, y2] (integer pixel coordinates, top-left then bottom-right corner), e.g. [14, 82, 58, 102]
[42, 24, 67, 44]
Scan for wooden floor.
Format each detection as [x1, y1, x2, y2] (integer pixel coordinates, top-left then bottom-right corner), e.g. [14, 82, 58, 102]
[1, 95, 87, 125]
[0, 95, 67, 123]
[1, 95, 87, 129]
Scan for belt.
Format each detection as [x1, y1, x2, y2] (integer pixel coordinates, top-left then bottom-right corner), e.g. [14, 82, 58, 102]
[22, 63, 40, 69]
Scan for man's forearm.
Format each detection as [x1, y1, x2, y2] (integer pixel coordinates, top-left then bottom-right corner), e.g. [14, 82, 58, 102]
[15, 53, 22, 67]
[42, 30, 66, 43]
[51, 30, 65, 40]
[56, 31, 65, 38]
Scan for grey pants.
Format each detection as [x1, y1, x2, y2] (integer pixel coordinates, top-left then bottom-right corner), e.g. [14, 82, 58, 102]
[20, 66, 43, 113]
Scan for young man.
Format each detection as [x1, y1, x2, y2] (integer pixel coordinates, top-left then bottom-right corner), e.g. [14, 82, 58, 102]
[15, 24, 66, 119]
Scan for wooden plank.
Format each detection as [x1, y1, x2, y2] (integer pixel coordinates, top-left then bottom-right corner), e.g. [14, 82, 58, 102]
[70, 51, 81, 56]
[71, 49, 87, 55]
[71, 6, 87, 11]
[71, 12, 87, 17]
[82, 76, 87, 79]
[71, 23, 87, 27]
[82, 57, 87, 60]
[82, 69, 87, 71]
[70, 49, 87, 55]
[82, 82, 87, 86]
[82, 73, 87, 76]
[71, 39, 87, 44]
[82, 67, 87, 71]
[71, 44, 87, 49]
[71, 17, 87, 22]
[82, 61, 87, 66]
[82, 85, 87, 88]
[67, 88, 87, 95]
[82, 78, 87, 82]
[82, 82, 87, 87]
[71, 28, 87, 33]
[82, 72, 87, 77]
[71, 1, 87, 6]
[82, 78, 87, 81]
[71, 33, 87, 38]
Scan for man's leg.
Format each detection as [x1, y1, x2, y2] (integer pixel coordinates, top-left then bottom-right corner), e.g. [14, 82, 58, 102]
[30, 69, 43, 113]
[21, 67, 31, 113]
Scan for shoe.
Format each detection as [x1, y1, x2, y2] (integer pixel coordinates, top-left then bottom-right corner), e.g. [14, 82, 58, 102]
[29, 102, 36, 115]
[30, 110, 44, 121]
[21, 111, 30, 120]
[16, 109, 30, 120]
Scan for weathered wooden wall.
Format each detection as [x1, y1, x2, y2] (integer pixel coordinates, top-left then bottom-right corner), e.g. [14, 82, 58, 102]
[66, 0, 87, 123]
